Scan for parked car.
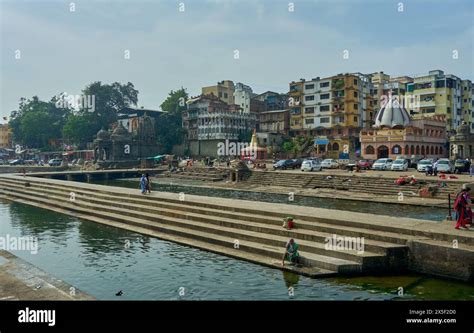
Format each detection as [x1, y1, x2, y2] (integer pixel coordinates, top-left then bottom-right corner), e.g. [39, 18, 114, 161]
[356, 159, 373, 170]
[48, 159, 63, 167]
[273, 159, 295, 170]
[391, 158, 408, 171]
[417, 159, 434, 172]
[454, 159, 470, 173]
[435, 159, 453, 173]
[301, 159, 322, 172]
[290, 159, 303, 169]
[372, 158, 393, 170]
[321, 159, 339, 169]
[9, 159, 24, 166]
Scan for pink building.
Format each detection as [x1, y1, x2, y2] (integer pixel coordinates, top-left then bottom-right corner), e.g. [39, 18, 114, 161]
[360, 96, 447, 160]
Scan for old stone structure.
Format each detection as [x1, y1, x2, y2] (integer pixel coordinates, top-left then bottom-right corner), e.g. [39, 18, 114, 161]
[92, 112, 160, 168]
[450, 122, 474, 159]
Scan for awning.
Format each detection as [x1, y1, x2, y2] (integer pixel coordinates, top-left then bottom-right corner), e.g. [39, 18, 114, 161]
[315, 138, 329, 145]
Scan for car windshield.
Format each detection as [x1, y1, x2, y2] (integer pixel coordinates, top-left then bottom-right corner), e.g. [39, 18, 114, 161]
[455, 160, 466, 163]
[375, 159, 387, 163]
[419, 160, 432, 165]
[323, 159, 332, 162]
[393, 160, 404, 164]
[438, 160, 449, 165]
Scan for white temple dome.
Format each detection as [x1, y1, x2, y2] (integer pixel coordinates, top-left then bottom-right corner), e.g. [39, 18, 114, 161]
[374, 96, 411, 129]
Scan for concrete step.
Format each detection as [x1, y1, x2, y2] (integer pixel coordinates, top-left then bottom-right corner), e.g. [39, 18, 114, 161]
[1, 183, 397, 269]
[2, 188, 361, 274]
[2, 176, 473, 247]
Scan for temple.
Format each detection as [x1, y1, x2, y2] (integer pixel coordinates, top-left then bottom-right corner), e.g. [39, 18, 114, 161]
[360, 96, 447, 160]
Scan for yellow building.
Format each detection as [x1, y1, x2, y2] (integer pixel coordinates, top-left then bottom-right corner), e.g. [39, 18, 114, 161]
[0, 124, 12, 148]
[202, 80, 235, 105]
[405, 70, 464, 133]
[288, 73, 374, 159]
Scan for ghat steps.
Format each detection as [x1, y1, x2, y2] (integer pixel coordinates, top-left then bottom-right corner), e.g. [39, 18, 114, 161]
[0, 175, 472, 279]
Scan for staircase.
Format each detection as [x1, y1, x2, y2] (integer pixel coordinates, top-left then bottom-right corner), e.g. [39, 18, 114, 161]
[247, 171, 460, 198]
[163, 168, 230, 182]
[1, 175, 472, 279]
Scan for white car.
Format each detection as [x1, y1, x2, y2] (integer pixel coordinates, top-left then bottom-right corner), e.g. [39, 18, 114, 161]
[391, 159, 408, 171]
[321, 159, 339, 169]
[372, 158, 393, 170]
[301, 159, 322, 172]
[417, 159, 433, 172]
[434, 159, 453, 173]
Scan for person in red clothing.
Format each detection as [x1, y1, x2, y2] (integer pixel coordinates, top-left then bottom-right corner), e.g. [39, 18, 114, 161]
[454, 185, 472, 230]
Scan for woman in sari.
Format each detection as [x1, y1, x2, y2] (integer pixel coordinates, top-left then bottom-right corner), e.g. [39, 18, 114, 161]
[139, 174, 147, 195]
[454, 185, 471, 230]
[282, 238, 300, 266]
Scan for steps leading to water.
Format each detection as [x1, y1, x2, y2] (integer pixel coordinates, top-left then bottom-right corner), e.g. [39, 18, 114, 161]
[1, 175, 473, 280]
[246, 171, 459, 199]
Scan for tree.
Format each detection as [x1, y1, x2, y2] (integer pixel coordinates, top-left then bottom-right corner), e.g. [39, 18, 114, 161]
[82, 81, 139, 133]
[157, 88, 188, 153]
[62, 113, 98, 148]
[9, 96, 71, 149]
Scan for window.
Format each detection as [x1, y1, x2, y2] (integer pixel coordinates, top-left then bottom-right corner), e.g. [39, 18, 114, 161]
[354, 91, 358, 98]
[332, 143, 340, 151]
[320, 82, 329, 88]
[305, 107, 315, 114]
[320, 118, 330, 123]
[353, 116, 358, 122]
[305, 118, 314, 124]
[321, 93, 330, 99]
[366, 145, 375, 154]
[219, 92, 223, 98]
[305, 95, 315, 101]
[353, 79, 358, 85]
[224, 93, 228, 98]
[354, 104, 358, 110]
[320, 105, 330, 112]
[392, 145, 401, 154]
[305, 84, 315, 90]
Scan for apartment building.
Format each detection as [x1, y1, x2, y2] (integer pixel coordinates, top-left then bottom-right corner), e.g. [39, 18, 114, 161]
[0, 124, 12, 149]
[405, 70, 464, 133]
[202, 80, 235, 105]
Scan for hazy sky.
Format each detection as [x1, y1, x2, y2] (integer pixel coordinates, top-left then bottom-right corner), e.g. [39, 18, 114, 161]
[1, 0, 473, 122]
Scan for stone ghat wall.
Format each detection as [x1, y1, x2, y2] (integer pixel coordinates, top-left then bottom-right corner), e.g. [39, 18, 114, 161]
[0, 166, 67, 174]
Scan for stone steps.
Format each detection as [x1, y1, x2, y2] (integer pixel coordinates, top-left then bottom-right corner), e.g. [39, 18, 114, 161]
[1, 177, 472, 247]
[2, 188, 358, 275]
[2, 175, 473, 281]
[247, 171, 459, 198]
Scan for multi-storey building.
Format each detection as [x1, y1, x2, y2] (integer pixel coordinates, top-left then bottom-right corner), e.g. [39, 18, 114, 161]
[405, 70, 464, 133]
[461, 80, 473, 129]
[258, 109, 289, 134]
[252, 91, 288, 112]
[183, 94, 257, 157]
[202, 80, 235, 105]
[234, 82, 254, 113]
[288, 73, 374, 159]
[0, 124, 12, 149]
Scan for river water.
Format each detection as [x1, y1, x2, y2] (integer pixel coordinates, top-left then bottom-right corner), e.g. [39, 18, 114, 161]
[1, 199, 473, 300]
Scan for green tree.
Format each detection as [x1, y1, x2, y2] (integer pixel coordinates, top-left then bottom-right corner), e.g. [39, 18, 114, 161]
[157, 88, 188, 153]
[9, 96, 71, 149]
[62, 113, 98, 148]
[82, 81, 139, 134]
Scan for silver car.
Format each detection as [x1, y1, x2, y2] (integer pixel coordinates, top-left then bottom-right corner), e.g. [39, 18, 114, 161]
[301, 159, 322, 172]
[434, 159, 453, 173]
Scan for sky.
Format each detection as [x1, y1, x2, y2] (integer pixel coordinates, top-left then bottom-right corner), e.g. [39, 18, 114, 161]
[1, 0, 473, 122]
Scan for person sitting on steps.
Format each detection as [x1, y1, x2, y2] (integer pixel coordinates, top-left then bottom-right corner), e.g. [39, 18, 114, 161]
[282, 238, 300, 266]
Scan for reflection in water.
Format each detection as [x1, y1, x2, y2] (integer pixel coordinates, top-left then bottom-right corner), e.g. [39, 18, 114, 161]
[1, 199, 472, 300]
[282, 271, 300, 289]
[93, 179, 446, 221]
